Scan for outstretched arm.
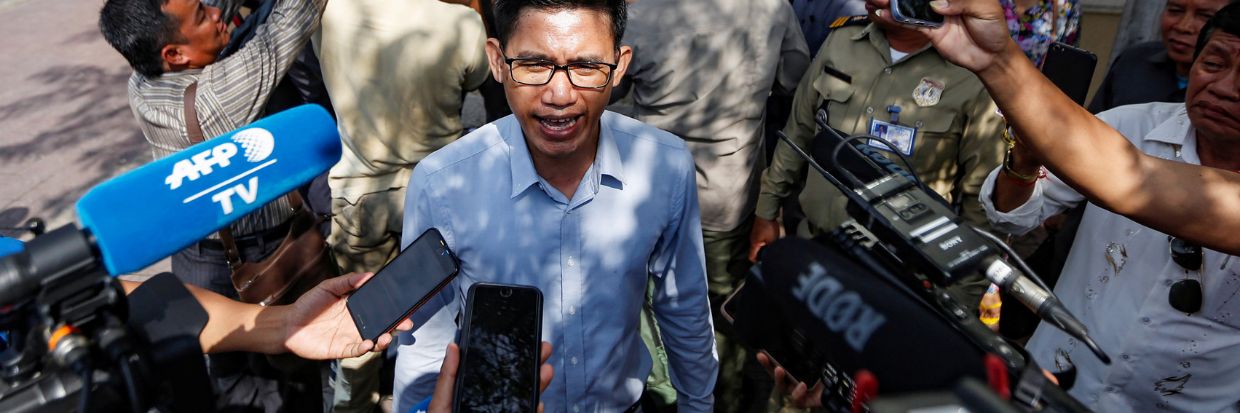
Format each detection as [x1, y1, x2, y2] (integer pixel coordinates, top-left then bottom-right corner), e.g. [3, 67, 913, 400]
[121, 272, 412, 359]
[915, 0, 1240, 255]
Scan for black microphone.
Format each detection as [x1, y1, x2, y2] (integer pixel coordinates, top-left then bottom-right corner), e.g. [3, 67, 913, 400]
[748, 237, 993, 393]
[742, 237, 1090, 412]
[776, 124, 1110, 365]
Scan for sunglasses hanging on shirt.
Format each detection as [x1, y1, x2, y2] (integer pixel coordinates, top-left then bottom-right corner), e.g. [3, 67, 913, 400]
[1169, 236, 1204, 314]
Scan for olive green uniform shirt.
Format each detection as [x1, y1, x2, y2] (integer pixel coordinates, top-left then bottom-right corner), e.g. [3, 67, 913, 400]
[756, 23, 1006, 238]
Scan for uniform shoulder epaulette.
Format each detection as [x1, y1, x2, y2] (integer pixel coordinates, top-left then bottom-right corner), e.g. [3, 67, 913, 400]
[829, 15, 869, 30]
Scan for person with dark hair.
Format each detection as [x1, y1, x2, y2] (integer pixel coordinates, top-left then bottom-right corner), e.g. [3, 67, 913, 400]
[390, 0, 718, 412]
[920, 0, 1240, 409]
[98, 0, 329, 411]
[1088, 0, 1233, 113]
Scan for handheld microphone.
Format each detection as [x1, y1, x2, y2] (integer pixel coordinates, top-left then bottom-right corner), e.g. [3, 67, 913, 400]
[76, 104, 341, 275]
[776, 123, 1109, 364]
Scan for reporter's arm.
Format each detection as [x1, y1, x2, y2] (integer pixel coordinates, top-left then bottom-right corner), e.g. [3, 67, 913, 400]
[924, 0, 1240, 254]
[121, 272, 410, 359]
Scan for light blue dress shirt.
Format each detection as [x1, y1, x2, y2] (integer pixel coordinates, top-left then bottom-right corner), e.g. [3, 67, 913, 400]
[393, 112, 718, 413]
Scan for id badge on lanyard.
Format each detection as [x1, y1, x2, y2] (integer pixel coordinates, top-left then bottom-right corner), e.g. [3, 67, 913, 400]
[867, 105, 916, 156]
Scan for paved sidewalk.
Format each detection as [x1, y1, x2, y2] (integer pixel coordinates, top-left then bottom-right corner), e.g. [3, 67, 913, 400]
[0, 0, 170, 276]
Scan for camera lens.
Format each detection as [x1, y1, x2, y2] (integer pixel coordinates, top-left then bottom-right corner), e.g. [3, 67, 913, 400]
[500, 288, 513, 298]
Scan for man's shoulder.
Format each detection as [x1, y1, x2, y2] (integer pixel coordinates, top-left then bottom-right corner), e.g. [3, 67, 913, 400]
[604, 112, 690, 151]
[412, 120, 511, 180]
[1097, 102, 1185, 144]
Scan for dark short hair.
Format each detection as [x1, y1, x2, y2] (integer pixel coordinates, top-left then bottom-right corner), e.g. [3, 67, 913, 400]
[493, 0, 627, 50]
[99, 0, 180, 77]
[1194, 1, 1240, 60]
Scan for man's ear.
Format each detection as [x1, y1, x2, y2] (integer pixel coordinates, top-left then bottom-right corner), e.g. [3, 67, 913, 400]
[611, 45, 633, 88]
[484, 38, 507, 84]
[161, 44, 189, 68]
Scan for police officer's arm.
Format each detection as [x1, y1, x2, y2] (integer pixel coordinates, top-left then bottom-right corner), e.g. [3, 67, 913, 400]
[955, 88, 1007, 229]
[921, 0, 1240, 255]
[750, 43, 831, 261]
[119, 272, 410, 359]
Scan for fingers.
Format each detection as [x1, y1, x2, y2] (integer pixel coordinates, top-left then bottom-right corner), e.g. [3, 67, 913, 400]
[394, 318, 415, 333]
[929, 0, 959, 15]
[428, 343, 461, 412]
[747, 242, 765, 263]
[539, 362, 554, 392]
[538, 341, 554, 392]
[539, 341, 553, 364]
[320, 272, 374, 297]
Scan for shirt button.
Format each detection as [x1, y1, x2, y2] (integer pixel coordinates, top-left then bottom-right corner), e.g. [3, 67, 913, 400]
[571, 356, 579, 365]
[1121, 354, 1131, 361]
[569, 306, 576, 315]
[915, 120, 924, 128]
[866, 106, 875, 115]
[883, 67, 892, 74]
[573, 405, 581, 413]
[568, 256, 576, 267]
[1141, 317, 1151, 324]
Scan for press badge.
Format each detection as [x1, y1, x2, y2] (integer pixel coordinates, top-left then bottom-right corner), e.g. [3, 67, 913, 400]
[867, 118, 916, 156]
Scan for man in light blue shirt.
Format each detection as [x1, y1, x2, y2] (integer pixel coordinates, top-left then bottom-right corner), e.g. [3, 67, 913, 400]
[392, 0, 718, 412]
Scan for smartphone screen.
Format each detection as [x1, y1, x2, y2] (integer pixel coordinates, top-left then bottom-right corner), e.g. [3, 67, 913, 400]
[454, 283, 543, 413]
[1040, 42, 1098, 106]
[347, 228, 459, 342]
[891, 0, 945, 27]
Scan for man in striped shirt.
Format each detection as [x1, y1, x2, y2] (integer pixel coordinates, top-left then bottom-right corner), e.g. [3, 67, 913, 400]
[99, 0, 329, 410]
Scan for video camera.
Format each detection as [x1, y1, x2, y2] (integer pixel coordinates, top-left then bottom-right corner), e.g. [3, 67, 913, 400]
[726, 117, 1105, 412]
[0, 105, 340, 412]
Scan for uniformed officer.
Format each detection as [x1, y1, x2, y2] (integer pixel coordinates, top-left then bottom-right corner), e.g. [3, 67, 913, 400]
[749, 5, 1006, 307]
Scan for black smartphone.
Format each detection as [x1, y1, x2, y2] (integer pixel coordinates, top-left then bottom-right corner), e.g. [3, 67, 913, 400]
[1040, 42, 1098, 106]
[453, 283, 543, 413]
[890, 0, 945, 28]
[347, 228, 459, 342]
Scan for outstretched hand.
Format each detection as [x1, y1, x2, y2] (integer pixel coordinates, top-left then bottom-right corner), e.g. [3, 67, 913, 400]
[428, 341, 556, 413]
[916, 0, 1017, 74]
[283, 272, 414, 359]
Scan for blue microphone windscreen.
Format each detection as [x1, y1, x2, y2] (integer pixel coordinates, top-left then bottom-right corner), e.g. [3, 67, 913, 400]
[76, 105, 341, 275]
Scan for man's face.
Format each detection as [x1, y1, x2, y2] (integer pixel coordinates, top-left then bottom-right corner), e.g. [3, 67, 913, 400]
[1186, 31, 1240, 142]
[485, 8, 631, 163]
[1161, 0, 1230, 69]
[161, 0, 230, 69]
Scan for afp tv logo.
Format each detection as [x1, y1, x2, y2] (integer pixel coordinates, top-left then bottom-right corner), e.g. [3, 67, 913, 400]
[164, 128, 278, 215]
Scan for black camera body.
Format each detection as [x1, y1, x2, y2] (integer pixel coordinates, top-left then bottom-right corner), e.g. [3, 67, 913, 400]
[0, 225, 213, 413]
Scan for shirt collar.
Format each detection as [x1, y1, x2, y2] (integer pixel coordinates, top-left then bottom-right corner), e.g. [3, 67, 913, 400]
[1143, 105, 1199, 164]
[506, 113, 626, 199]
[855, 24, 934, 64]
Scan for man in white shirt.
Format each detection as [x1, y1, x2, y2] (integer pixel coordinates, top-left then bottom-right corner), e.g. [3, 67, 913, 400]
[981, 5, 1240, 410]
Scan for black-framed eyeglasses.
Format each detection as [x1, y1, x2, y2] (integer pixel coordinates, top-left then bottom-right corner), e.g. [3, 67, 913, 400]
[502, 53, 618, 89]
[1169, 236, 1204, 314]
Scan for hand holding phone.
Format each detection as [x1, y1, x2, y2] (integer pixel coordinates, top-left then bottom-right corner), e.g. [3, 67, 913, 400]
[454, 283, 544, 413]
[347, 228, 459, 342]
